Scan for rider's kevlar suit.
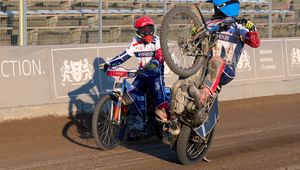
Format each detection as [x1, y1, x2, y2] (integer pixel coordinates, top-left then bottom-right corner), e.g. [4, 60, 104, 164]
[107, 35, 169, 111]
[191, 18, 261, 108]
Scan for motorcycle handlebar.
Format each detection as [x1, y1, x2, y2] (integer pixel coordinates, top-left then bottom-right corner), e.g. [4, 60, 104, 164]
[106, 66, 161, 79]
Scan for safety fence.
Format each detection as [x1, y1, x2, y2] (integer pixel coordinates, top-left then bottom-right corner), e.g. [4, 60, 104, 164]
[0, 38, 300, 121]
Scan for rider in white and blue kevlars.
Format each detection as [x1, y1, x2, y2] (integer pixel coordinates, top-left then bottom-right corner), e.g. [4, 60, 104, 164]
[100, 16, 169, 122]
[189, 0, 261, 122]
[168, 0, 261, 132]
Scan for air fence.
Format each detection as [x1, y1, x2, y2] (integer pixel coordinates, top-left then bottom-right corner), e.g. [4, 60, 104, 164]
[0, 38, 300, 121]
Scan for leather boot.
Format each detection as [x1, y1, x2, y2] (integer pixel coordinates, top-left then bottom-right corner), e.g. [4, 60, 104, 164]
[188, 85, 212, 125]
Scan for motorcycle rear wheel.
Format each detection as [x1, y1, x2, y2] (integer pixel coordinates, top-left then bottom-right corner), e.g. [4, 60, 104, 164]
[160, 6, 209, 78]
[176, 125, 214, 165]
[92, 94, 126, 150]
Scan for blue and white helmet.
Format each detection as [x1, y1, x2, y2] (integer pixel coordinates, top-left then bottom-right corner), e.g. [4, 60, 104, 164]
[207, 0, 240, 17]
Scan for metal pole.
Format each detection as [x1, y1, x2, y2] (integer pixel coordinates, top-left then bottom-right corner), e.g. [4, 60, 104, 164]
[268, 0, 272, 39]
[164, 0, 167, 14]
[19, 0, 27, 46]
[98, 0, 102, 44]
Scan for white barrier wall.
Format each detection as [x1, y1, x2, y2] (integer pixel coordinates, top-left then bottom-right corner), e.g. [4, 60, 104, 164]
[0, 39, 299, 121]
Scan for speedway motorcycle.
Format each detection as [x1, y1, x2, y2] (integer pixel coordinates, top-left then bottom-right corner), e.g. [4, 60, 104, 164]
[92, 65, 170, 150]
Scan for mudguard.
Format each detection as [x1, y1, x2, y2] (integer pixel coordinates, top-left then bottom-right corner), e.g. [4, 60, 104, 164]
[194, 96, 219, 138]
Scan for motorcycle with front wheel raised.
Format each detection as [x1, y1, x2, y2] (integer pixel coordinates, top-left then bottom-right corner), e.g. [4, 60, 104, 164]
[156, 2, 251, 164]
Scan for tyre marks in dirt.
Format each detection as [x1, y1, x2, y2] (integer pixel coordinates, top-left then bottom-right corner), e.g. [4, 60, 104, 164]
[1, 94, 300, 169]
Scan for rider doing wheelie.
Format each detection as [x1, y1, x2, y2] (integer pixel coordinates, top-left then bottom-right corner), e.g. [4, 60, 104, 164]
[188, 0, 261, 125]
[100, 16, 170, 126]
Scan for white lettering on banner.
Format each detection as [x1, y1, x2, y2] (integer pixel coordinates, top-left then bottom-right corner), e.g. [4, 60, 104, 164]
[291, 48, 300, 68]
[259, 49, 273, 55]
[0, 59, 44, 77]
[260, 57, 274, 62]
[60, 58, 94, 86]
[260, 65, 276, 70]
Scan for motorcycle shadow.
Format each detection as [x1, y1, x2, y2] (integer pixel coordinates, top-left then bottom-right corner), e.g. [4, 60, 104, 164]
[62, 115, 180, 163]
[121, 135, 180, 164]
[62, 113, 100, 150]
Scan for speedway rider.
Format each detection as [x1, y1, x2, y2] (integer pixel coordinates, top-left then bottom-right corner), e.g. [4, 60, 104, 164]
[170, 0, 261, 134]
[100, 16, 169, 125]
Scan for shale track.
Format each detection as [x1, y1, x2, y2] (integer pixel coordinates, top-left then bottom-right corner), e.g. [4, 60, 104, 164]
[1, 94, 299, 170]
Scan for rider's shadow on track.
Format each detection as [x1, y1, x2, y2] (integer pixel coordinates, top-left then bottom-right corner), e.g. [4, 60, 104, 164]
[62, 57, 113, 150]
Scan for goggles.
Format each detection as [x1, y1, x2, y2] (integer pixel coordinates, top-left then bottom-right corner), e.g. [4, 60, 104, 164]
[136, 25, 154, 37]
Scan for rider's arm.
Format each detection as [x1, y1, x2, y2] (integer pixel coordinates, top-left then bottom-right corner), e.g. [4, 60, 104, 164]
[107, 39, 135, 67]
[238, 23, 261, 48]
[108, 51, 132, 67]
[153, 36, 164, 64]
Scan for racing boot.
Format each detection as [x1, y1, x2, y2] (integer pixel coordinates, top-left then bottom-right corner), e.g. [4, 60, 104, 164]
[156, 108, 180, 136]
[155, 108, 169, 123]
[168, 116, 180, 136]
[188, 85, 212, 125]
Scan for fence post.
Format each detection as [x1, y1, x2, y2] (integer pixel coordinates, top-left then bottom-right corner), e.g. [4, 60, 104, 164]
[98, 0, 103, 44]
[164, 0, 167, 14]
[19, 0, 27, 46]
[268, 0, 272, 38]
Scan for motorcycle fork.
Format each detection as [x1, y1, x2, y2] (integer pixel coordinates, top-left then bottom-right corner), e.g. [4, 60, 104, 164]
[112, 96, 122, 124]
[111, 80, 125, 125]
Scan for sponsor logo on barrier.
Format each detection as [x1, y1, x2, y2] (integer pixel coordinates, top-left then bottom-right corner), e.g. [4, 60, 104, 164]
[0, 59, 45, 78]
[259, 49, 272, 55]
[258, 49, 277, 70]
[237, 50, 251, 72]
[60, 58, 94, 86]
[291, 48, 300, 68]
[254, 40, 285, 79]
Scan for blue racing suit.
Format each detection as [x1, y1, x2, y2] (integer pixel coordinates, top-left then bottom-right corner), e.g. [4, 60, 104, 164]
[188, 17, 261, 119]
[203, 18, 261, 93]
[107, 35, 168, 110]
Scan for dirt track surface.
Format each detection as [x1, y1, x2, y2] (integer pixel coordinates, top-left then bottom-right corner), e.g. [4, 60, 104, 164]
[1, 94, 300, 170]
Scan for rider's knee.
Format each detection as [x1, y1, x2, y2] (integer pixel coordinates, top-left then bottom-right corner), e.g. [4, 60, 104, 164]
[208, 56, 225, 70]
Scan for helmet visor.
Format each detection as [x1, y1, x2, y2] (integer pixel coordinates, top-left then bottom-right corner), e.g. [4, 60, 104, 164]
[136, 25, 154, 37]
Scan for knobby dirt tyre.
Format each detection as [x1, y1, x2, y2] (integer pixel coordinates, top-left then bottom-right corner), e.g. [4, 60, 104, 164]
[92, 94, 125, 150]
[160, 6, 208, 78]
[176, 125, 214, 165]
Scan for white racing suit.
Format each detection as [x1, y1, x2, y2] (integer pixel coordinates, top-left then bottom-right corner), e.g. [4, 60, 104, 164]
[107, 35, 169, 111]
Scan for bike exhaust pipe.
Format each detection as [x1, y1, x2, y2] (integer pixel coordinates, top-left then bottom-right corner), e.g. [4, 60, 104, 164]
[188, 85, 201, 109]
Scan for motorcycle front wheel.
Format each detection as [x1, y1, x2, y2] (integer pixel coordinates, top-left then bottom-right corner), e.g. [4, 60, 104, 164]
[176, 125, 214, 165]
[160, 6, 209, 78]
[92, 94, 126, 150]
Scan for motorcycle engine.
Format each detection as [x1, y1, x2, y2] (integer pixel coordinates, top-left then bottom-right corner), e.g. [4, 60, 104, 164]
[171, 80, 193, 115]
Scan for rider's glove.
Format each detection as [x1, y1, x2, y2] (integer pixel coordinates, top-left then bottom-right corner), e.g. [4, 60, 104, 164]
[145, 60, 159, 71]
[240, 19, 256, 31]
[245, 20, 255, 31]
[191, 26, 201, 36]
[99, 63, 110, 72]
